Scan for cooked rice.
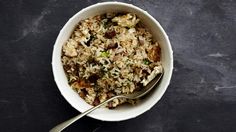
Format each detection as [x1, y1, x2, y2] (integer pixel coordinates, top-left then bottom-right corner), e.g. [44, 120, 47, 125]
[61, 13, 162, 108]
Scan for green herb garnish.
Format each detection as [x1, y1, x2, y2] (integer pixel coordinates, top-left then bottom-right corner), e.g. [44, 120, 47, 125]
[143, 59, 151, 65]
[100, 51, 110, 57]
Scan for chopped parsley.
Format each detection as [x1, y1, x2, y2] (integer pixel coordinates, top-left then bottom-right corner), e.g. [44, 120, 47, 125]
[100, 51, 110, 57]
[143, 59, 151, 65]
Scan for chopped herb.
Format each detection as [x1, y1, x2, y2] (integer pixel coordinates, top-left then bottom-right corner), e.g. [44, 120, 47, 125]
[100, 51, 110, 57]
[143, 59, 151, 65]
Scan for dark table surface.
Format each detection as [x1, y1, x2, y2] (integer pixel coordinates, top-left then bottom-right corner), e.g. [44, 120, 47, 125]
[0, 0, 236, 131]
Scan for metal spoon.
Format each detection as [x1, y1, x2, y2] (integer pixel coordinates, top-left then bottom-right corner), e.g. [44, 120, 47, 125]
[50, 69, 163, 132]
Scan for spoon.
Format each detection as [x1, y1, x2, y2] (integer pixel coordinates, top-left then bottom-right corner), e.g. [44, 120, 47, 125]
[50, 68, 163, 132]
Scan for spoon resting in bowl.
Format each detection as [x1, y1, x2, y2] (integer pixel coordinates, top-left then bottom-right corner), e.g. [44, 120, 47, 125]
[50, 67, 164, 132]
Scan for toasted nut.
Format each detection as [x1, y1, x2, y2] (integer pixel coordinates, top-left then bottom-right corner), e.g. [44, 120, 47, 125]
[148, 46, 161, 62]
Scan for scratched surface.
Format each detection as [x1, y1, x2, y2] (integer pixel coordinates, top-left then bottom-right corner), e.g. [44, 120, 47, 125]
[0, 0, 236, 131]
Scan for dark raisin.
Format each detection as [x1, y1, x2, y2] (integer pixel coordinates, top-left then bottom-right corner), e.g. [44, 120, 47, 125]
[107, 92, 115, 98]
[142, 69, 149, 77]
[107, 43, 118, 49]
[93, 97, 100, 106]
[88, 74, 99, 83]
[105, 30, 116, 39]
[108, 102, 114, 109]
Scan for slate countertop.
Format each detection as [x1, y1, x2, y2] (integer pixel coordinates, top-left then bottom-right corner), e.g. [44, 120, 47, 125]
[0, 0, 235, 131]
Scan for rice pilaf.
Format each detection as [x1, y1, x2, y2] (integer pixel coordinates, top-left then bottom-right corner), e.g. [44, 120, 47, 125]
[62, 13, 162, 108]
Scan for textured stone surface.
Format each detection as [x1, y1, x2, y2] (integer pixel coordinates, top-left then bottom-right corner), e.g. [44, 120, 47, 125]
[0, 0, 235, 131]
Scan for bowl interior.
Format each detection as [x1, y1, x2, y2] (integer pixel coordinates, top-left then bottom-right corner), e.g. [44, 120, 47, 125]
[52, 2, 173, 121]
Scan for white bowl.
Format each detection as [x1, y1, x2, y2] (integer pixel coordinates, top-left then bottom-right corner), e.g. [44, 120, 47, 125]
[52, 2, 173, 121]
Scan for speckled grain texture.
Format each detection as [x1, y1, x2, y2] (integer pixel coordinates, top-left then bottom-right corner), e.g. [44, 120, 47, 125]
[0, 0, 235, 131]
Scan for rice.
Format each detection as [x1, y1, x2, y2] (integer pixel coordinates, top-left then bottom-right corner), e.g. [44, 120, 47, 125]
[61, 12, 162, 108]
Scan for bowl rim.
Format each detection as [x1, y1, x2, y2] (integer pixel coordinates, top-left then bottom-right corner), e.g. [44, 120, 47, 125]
[52, 1, 173, 121]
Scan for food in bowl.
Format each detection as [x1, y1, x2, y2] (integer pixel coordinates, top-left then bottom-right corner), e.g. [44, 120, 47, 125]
[61, 12, 163, 108]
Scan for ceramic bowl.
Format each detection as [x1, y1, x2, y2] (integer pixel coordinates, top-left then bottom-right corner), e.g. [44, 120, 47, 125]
[52, 1, 173, 121]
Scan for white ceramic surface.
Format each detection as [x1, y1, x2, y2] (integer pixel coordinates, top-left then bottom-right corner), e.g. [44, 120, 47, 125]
[52, 2, 173, 121]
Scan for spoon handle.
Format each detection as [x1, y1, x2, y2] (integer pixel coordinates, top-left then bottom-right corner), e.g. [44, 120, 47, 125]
[50, 96, 119, 132]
